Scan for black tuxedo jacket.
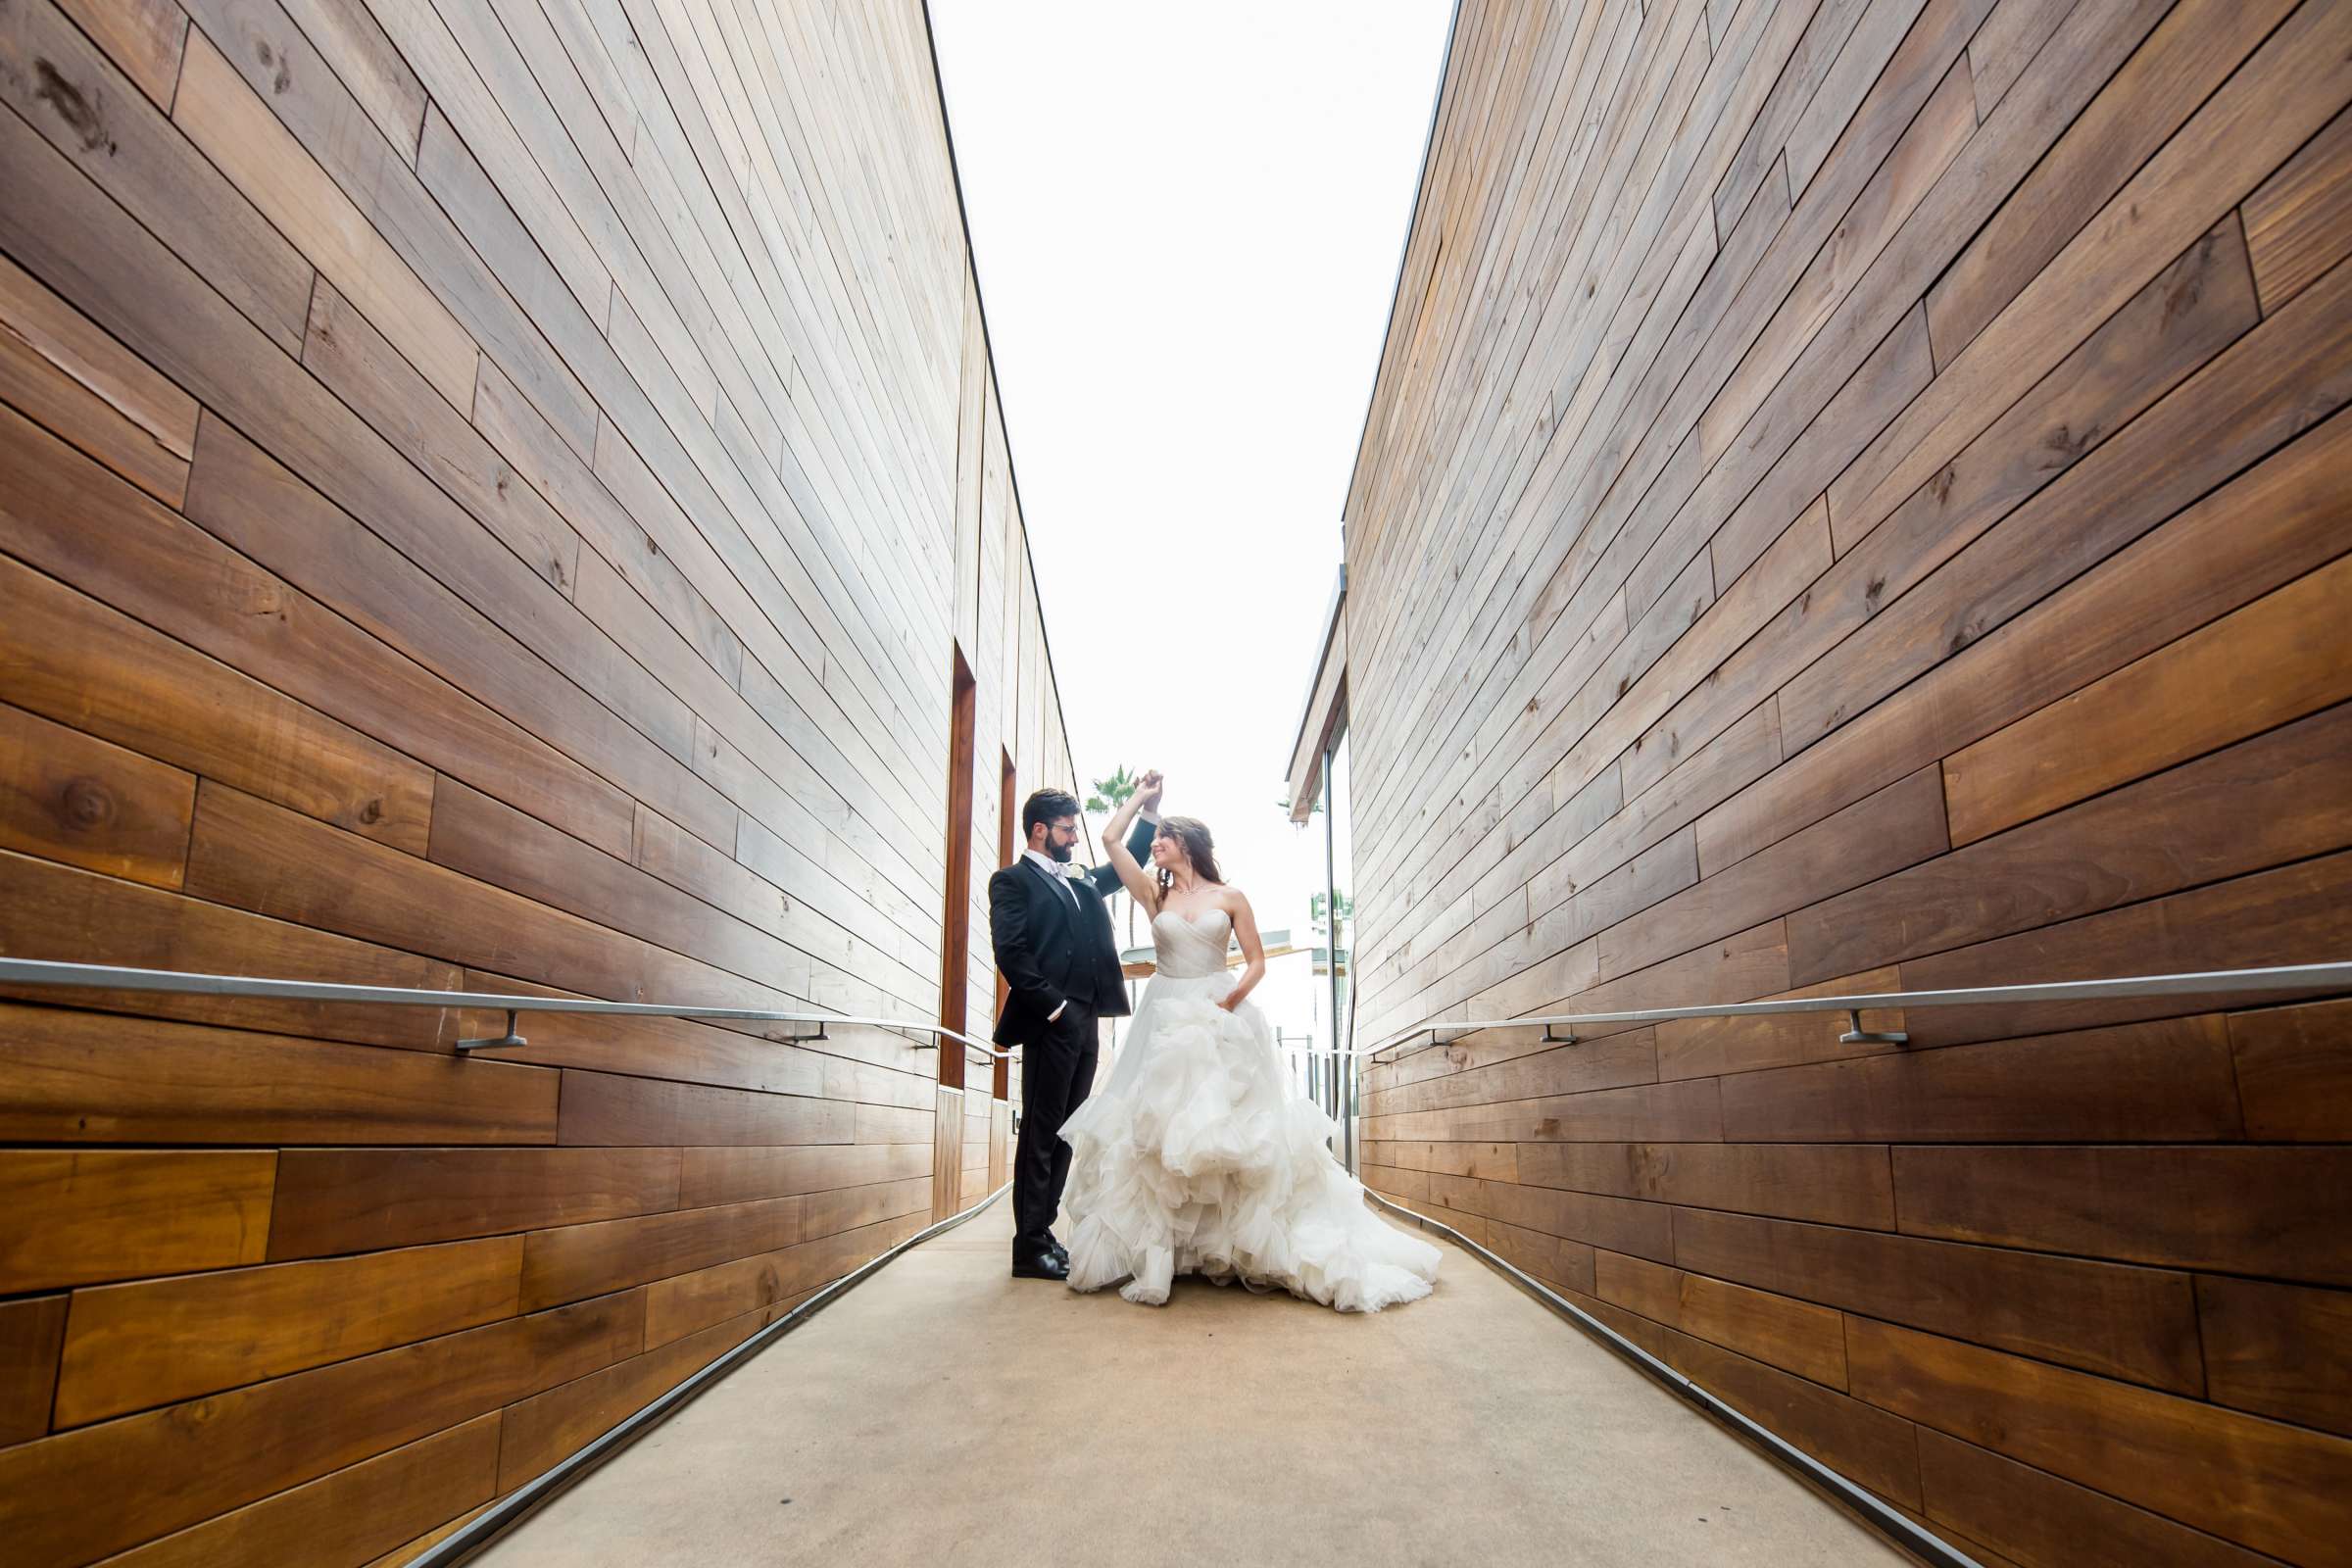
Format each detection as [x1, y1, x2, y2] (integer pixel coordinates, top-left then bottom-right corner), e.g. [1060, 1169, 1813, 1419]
[987, 817, 1156, 1045]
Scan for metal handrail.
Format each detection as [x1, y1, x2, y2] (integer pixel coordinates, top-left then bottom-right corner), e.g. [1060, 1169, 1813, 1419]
[0, 957, 1018, 1062]
[1294, 960, 2352, 1059]
[8, 956, 2342, 1066]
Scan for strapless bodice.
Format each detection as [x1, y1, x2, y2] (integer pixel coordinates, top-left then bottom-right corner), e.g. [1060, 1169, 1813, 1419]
[1152, 906, 1233, 979]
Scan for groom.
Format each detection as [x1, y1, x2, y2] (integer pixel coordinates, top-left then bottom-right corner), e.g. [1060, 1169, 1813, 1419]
[990, 783, 1158, 1280]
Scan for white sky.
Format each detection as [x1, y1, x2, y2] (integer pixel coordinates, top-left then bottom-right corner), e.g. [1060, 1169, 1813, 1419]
[932, 0, 1452, 1045]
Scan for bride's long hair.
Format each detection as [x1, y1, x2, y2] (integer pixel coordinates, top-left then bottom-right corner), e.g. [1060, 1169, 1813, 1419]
[1153, 815, 1224, 907]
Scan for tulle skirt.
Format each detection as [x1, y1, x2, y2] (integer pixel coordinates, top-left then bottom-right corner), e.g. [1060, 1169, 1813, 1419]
[1056, 970, 1441, 1311]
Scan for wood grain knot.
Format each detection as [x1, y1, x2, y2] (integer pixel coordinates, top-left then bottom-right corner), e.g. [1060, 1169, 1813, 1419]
[61, 776, 114, 831]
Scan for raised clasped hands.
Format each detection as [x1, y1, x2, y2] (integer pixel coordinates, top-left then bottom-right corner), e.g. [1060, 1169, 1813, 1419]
[1137, 768, 1165, 810]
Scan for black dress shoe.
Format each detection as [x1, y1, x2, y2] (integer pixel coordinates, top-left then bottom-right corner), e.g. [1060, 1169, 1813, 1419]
[1011, 1241, 1069, 1280]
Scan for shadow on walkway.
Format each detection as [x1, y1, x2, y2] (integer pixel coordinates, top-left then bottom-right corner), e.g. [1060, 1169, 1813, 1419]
[476, 1193, 1910, 1565]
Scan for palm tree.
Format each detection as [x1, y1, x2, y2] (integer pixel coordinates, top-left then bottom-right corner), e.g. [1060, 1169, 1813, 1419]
[1085, 764, 1144, 953]
[1086, 764, 1144, 1056]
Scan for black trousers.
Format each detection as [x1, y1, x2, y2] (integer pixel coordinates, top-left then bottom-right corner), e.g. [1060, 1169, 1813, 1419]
[1012, 1001, 1099, 1247]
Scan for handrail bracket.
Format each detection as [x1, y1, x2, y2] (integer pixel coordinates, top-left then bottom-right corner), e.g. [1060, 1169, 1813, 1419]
[1838, 1008, 1908, 1047]
[456, 1008, 528, 1053]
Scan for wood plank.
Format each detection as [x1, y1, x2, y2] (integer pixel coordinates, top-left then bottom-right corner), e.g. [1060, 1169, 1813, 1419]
[1468, 1210, 1596, 1298]
[1592, 1249, 1847, 1387]
[1832, 200, 2258, 588]
[1925, 0, 2291, 364]
[518, 1196, 803, 1310]
[495, 1305, 761, 1490]
[802, 1175, 929, 1241]
[199, 0, 594, 458]
[1698, 400, 2352, 877]
[1966, 0, 2079, 122]
[55, 0, 188, 109]
[1893, 1145, 2352, 1284]
[2197, 1275, 2352, 1439]
[1674, 1206, 2204, 1393]
[1710, 0, 1871, 235]
[425, 775, 893, 1010]
[447, 978, 841, 1098]
[178, 405, 721, 848]
[1517, 1139, 1895, 1229]
[1847, 1316, 2352, 1563]
[1943, 560, 2352, 844]
[558, 1069, 856, 1148]
[181, 782, 811, 1028]
[1653, 965, 1906, 1080]
[1363, 1075, 1723, 1147]
[172, 26, 475, 408]
[471, 357, 744, 691]
[1718, 1015, 2246, 1143]
[1425, 1172, 1673, 1263]
[1832, 0, 2352, 548]
[2244, 101, 2352, 314]
[1917, 1428, 2275, 1568]
[0, 1002, 558, 1147]
[1361, 1164, 1431, 1203]
[300, 278, 577, 601]
[1892, 851, 2352, 1049]
[1699, 43, 1964, 470]
[0, 698, 195, 888]
[1364, 1030, 1659, 1118]
[2230, 997, 2352, 1141]
[0, 850, 456, 1053]
[268, 1148, 684, 1258]
[1788, 703, 2352, 986]
[1332, 0, 2352, 1546]
[278, 0, 427, 162]
[853, 1102, 933, 1145]
[357, 1503, 492, 1568]
[0, 416, 439, 856]
[99, 1415, 501, 1568]
[1823, 243, 2352, 758]
[0, 1150, 272, 1294]
[1356, 1141, 1520, 1182]
[1782, 0, 1933, 200]
[0, 91, 726, 851]
[641, 1211, 924, 1348]
[1606, 764, 1948, 983]
[1655, 1320, 1924, 1507]
[1803, 217, 2269, 736]
[55, 1237, 524, 1425]
[0, 0, 313, 353]
[0, 1292, 640, 1565]
[0, 246, 196, 504]
[0, 1294, 67, 1445]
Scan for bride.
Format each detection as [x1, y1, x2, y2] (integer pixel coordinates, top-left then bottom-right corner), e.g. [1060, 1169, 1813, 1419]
[1056, 770, 1441, 1310]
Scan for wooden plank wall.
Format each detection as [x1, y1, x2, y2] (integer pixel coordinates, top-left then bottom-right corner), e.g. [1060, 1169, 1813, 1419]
[0, 0, 1078, 1560]
[1343, 1, 2352, 1563]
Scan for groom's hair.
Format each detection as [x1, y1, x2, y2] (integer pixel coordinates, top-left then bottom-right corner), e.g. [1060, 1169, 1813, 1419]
[1021, 787, 1081, 840]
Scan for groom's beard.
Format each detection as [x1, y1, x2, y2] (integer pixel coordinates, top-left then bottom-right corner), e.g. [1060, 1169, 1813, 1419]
[1048, 842, 1075, 863]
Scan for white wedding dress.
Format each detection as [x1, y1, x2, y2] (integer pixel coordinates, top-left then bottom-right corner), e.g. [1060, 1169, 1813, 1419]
[1056, 906, 1441, 1310]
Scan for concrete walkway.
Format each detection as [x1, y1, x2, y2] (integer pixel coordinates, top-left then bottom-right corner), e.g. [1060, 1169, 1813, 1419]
[476, 1194, 1912, 1566]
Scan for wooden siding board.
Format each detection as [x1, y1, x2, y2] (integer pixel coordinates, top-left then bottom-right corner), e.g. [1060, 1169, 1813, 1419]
[0, 0, 1051, 1548]
[1337, 0, 2352, 1548]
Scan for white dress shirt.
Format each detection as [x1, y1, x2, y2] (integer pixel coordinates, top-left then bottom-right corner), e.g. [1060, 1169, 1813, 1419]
[1024, 811, 1155, 1020]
